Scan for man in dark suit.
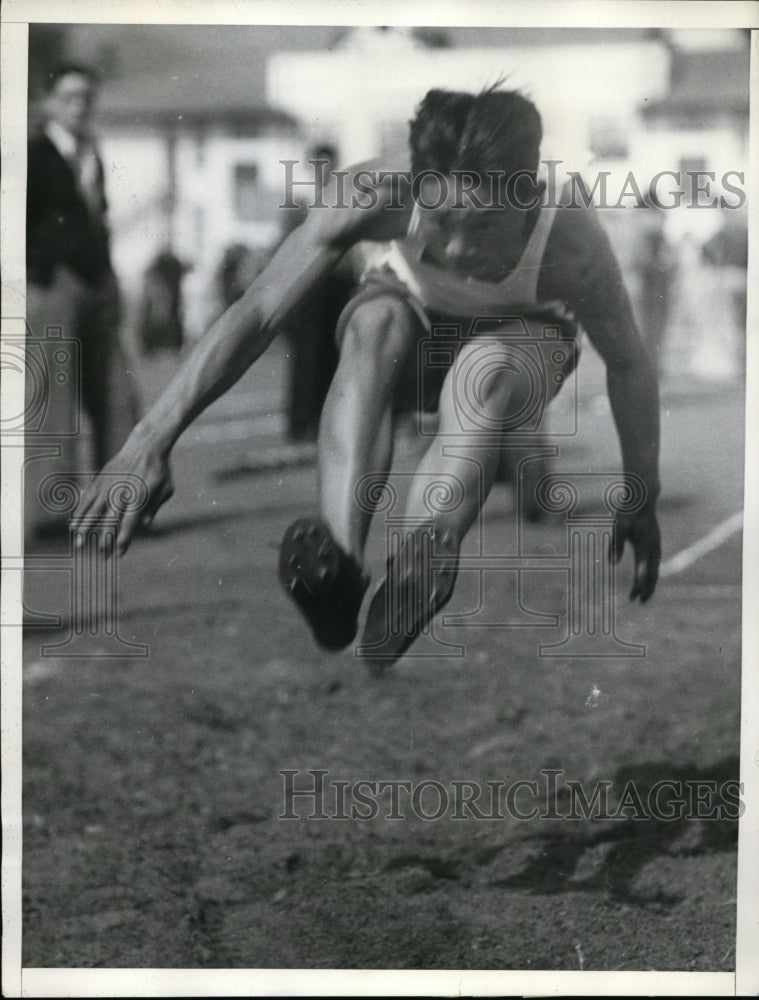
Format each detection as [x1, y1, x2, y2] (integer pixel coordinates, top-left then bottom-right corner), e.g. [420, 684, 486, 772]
[26, 62, 140, 540]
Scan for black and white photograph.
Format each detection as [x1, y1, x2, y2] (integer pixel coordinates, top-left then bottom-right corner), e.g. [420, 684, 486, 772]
[1, 0, 758, 996]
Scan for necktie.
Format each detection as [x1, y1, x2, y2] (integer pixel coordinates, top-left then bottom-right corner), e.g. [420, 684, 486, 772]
[74, 139, 102, 218]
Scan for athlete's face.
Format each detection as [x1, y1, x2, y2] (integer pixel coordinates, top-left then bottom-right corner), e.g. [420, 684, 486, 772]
[413, 174, 530, 283]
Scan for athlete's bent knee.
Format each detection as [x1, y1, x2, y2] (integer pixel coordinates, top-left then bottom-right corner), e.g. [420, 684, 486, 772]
[438, 341, 531, 434]
[339, 295, 417, 369]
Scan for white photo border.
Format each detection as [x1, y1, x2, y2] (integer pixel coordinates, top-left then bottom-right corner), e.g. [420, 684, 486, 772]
[2, 1, 757, 996]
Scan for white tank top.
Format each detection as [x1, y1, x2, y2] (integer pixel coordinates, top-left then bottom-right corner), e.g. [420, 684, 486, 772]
[389, 200, 559, 318]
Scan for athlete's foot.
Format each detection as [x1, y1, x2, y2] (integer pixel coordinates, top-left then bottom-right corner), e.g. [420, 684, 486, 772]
[359, 525, 460, 670]
[279, 517, 369, 651]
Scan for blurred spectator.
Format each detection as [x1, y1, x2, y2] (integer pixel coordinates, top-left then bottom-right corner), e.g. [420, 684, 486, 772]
[26, 62, 140, 540]
[629, 195, 676, 372]
[701, 210, 748, 378]
[137, 249, 190, 356]
[701, 211, 748, 271]
[217, 242, 267, 312]
[280, 143, 352, 443]
[665, 218, 746, 384]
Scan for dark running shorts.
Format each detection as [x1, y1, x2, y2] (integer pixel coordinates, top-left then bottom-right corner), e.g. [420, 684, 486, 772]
[334, 265, 581, 414]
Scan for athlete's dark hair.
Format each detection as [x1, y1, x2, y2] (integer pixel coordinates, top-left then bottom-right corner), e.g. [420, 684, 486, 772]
[44, 62, 100, 93]
[409, 86, 542, 179]
[408, 89, 476, 176]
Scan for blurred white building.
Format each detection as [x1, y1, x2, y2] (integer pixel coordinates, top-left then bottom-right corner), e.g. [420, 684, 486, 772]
[267, 27, 673, 170]
[268, 28, 748, 234]
[92, 68, 304, 335]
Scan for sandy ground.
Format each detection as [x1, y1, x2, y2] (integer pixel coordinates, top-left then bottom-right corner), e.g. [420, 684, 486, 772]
[20, 342, 744, 971]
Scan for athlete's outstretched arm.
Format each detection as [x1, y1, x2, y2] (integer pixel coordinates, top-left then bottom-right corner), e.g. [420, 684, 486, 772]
[567, 208, 662, 603]
[604, 342, 662, 604]
[133, 221, 350, 452]
[72, 220, 342, 552]
[73, 167, 406, 554]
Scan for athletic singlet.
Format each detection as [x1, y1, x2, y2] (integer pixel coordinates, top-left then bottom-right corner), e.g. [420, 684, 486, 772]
[336, 191, 579, 412]
[343, 193, 565, 330]
[396, 198, 560, 317]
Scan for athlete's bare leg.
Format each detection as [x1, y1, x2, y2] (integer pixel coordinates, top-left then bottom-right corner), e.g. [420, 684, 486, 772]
[362, 340, 527, 664]
[404, 340, 524, 535]
[280, 293, 421, 650]
[318, 294, 421, 566]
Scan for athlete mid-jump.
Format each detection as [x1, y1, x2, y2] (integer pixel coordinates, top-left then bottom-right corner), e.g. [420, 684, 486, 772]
[75, 88, 661, 667]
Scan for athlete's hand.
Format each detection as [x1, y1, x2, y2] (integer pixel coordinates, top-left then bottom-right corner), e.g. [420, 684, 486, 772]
[72, 430, 174, 558]
[612, 507, 661, 603]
